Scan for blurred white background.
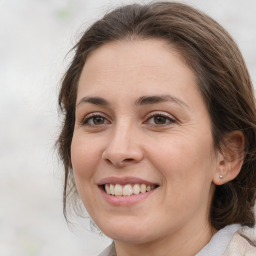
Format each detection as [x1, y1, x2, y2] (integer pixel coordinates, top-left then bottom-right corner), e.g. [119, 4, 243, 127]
[0, 0, 255, 255]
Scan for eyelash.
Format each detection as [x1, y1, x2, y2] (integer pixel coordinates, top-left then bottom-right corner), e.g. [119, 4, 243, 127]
[81, 112, 176, 127]
[81, 112, 110, 127]
[144, 112, 176, 126]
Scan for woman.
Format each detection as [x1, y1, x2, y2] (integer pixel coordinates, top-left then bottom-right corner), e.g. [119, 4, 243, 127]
[57, 2, 256, 255]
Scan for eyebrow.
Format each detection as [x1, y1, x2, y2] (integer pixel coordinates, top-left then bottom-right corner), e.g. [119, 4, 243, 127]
[77, 96, 109, 107]
[135, 95, 188, 108]
[76, 95, 188, 109]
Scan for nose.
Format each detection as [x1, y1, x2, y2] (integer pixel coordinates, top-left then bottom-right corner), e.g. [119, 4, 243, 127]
[102, 123, 144, 168]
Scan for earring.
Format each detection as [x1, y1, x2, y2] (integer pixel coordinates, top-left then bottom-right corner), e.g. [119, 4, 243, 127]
[219, 175, 223, 179]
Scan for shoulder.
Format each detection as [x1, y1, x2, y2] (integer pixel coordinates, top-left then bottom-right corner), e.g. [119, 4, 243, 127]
[97, 226, 256, 256]
[224, 225, 256, 256]
[98, 243, 116, 256]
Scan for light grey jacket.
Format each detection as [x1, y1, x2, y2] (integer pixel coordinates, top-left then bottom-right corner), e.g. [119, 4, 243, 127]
[224, 225, 256, 255]
[98, 225, 256, 256]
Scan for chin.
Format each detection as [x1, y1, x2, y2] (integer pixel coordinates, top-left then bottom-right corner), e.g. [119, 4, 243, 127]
[106, 230, 152, 244]
[97, 219, 158, 244]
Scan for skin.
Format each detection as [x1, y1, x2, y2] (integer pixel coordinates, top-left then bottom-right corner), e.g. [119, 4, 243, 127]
[71, 39, 242, 256]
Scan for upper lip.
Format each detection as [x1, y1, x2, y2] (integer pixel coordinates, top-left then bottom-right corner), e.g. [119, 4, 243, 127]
[97, 176, 159, 186]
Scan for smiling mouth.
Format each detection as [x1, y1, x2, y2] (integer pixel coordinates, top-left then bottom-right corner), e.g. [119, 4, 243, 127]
[101, 184, 159, 196]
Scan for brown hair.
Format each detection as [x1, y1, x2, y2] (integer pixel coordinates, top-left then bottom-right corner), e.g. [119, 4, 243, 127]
[57, 2, 256, 229]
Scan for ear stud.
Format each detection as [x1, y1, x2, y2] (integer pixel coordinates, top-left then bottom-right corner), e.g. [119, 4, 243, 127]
[219, 175, 223, 179]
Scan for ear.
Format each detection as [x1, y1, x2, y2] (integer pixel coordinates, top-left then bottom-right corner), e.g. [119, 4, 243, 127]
[213, 131, 244, 185]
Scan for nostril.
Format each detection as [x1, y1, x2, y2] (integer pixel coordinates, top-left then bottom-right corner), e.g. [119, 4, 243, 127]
[105, 159, 112, 164]
[104, 157, 135, 167]
[124, 158, 134, 162]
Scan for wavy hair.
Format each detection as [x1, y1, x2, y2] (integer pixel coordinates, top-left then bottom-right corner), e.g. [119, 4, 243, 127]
[57, 2, 256, 229]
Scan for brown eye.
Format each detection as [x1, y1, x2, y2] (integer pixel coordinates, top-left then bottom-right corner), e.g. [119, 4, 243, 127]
[82, 114, 109, 126]
[154, 116, 168, 125]
[92, 116, 105, 125]
[146, 113, 176, 126]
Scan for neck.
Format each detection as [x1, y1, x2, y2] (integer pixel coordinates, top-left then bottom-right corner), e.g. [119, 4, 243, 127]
[114, 223, 217, 256]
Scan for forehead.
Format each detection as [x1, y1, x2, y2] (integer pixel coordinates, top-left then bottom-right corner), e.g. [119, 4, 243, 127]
[77, 39, 203, 109]
[83, 39, 188, 75]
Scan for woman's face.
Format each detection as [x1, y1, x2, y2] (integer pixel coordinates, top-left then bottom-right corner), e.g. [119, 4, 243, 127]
[71, 39, 220, 244]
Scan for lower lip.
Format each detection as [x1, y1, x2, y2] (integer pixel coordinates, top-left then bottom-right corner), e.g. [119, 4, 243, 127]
[99, 187, 157, 206]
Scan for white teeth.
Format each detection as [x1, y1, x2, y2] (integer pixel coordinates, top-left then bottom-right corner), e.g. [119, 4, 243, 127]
[114, 184, 123, 196]
[105, 184, 110, 194]
[123, 184, 133, 196]
[110, 184, 114, 195]
[104, 183, 157, 196]
[133, 184, 140, 195]
[140, 184, 146, 193]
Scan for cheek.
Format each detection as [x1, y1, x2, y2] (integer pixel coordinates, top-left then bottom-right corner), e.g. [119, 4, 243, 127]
[148, 136, 216, 220]
[70, 136, 103, 211]
[147, 134, 215, 190]
[71, 135, 102, 181]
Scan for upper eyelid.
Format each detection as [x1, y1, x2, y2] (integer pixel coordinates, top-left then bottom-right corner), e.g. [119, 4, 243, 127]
[80, 112, 111, 124]
[145, 111, 176, 120]
[146, 111, 172, 117]
[82, 111, 110, 119]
